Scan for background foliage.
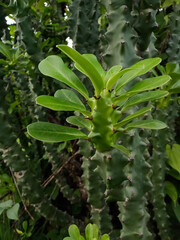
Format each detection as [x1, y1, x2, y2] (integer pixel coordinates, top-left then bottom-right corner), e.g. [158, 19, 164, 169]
[0, 0, 180, 239]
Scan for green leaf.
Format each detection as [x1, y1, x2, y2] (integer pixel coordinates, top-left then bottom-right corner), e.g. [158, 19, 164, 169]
[165, 181, 178, 205]
[6, 203, 20, 220]
[125, 120, 167, 131]
[105, 65, 122, 83]
[127, 75, 171, 93]
[75, 54, 105, 78]
[36, 90, 89, 115]
[115, 58, 162, 92]
[111, 144, 130, 155]
[0, 41, 11, 59]
[128, 58, 162, 74]
[66, 116, 92, 131]
[114, 106, 152, 129]
[166, 144, 180, 174]
[0, 200, 13, 214]
[169, 80, 180, 93]
[173, 202, 180, 223]
[57, 45, 104, 96]
[38, 55, 89, 99]
[68, 225, 82, 240]
[163, 0, 174, 7]
[166, 62, 178, 74]
[121, 90, 168, 111]
[100, 234, 110, 240]
[106, 69, 130, 90]
[27, 122, 88, 142]
[85, 224, 99, 240]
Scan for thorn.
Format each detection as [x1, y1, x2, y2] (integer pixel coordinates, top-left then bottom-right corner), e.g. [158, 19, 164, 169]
[131, 190, 135, 197]
[94, 95, 101, 100]
[107, 176, 111, 180]
[128, 156, 134, 162]
[85, 116, 93, 120]
[113, 129, 118, 133]
[127, 176, 132, 182]
[112, 105, 118, 109]
[107, 155, 112, 160]
[121, 40, 125, 44]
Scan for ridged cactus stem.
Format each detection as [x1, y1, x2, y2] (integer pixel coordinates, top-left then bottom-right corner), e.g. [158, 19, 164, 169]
[150, 105, 178, 240]
[100, 0, 139, 69]
[82, 152, 113, 235]
[118, 131, 152, 240]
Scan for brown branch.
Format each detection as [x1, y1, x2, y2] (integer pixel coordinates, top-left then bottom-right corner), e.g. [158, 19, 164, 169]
[42, 151, 79, 188]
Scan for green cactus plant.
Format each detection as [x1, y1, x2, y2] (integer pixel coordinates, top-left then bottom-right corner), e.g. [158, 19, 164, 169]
[27, 45, 170, 155]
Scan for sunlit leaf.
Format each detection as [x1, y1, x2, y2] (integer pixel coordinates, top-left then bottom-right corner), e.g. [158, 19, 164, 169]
[27, 122, 88, 142]
[125, 120, 167, 131]
[38, 55, 89, 99]
[127, 75, 171, 93]
[66, 116, 92, 131]
[105, 65, 122, 84]
[100, 234, 110, 240]
[121, 90, 168, 111]
[75, 54, 105, 78]
[85, 224, 99, 240]
[115, 58, 162, 92]
[57, 45, 104, 96]
[37, 89, 90, 116]
[114, 106, 152, 129]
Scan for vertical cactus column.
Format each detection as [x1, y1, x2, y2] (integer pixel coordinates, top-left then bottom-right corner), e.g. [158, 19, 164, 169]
[166, 5, 180, 64]
[150, 105, 178, 240]
[80, 140, 113, 235]
[132, 0, 161, 58]
[100, 0, 139, 69]
[118, 131, 152, 240]
[69, 0, 100, 57]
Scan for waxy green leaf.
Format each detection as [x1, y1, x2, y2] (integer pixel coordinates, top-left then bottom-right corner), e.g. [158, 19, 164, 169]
[100, 234, 110, 240]
[128, 75, 171, 93]
[111, 144, 130, 155]
[27, 122, 88, 142]
[128, 58, 161, 74]
[125, 120, 167, 131]
[38, 55, 89, 99]
[36, 89, 88, 114]
[121, 90, 168, 111]
[66, 116, 92, 131]
[68, 225, 83, 240]
[75, 54, 105, 78]
[106, 69, 130, 90]
[166, 144, 180, 174]
[115, 58, 162, 92]
[114, 106, 152, 129]
[57, 45, 104, 96]
[85, 224, 99, 240]
[105, 65, 122, 83]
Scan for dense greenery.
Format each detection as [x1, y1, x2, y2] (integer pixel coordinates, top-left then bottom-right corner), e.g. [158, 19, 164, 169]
[0, 0, 180, 240]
